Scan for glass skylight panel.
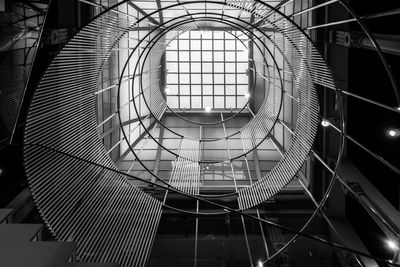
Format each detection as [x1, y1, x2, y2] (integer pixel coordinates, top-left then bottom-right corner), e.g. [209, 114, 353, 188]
[192, 85, 201, 95]
[203, 51, 212, 61]
[215, 97, 225, 108]
[169, 85, 179, 95]
[192, 62, 201, 72]
[214, 63, 224, 72]
[192, 96, 201, 108]
[203, 96, 213, 107]
[168, 62, 178, 72]
[181, 74, 190, 83]
[180, 96, 190, 108]
[180, 85, 190, 95]
[214, 51, 224, 61]
[203, 85, 212, 95]
[215, 85, 224, 94]
[179, 39, 189, 50]
[165, 30, 249, 110]
[166, 51, 178, 61]
[169, 96, 179, 108]
[214, 74, 224, 84]
[203, 63, 212, 71]
[226, 85, 236, 95]
[191, 51, 201, 61]
[179, 62, 189, 72]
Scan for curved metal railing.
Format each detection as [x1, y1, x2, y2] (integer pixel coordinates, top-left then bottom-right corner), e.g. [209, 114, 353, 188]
[24, 8, 162, 266]
[20, 0, 400, 266]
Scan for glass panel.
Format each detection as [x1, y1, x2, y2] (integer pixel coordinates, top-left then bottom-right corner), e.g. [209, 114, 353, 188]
[237, 74, 248, 84]
[214, 51, 224, 61]
[237, 85, 248, 95]
[191, 30, 201, 38]
[237, 63, 248, 73]
[201, 31, 212, 39]
[180, 74, 190, 84]
[179, 62, 190, 72]
[203, 74, 213, 84]
[191, 39, 201, 50]
[214, 39, 224, 49]
[180, 85, 190, 95]
[168, 96, 178, 108]
[214, 31, 223, 39]
[179, 39, 189, 50]
[214, 63, 224, 72]
[214, 74, 224, 84]
[226, 74, 236, 84]
[226, 96, 236, 108]
[215, 85, 224, 95]
[203, 96, 213, 108]
[168, 62, 178, 72]
[191, 96, 201, 108]
[191, 51, 201, 61]
[202, 63, 213, 72]
[226, 63, 236, 72]
[191, 62, 201, 72]
[237, 51, 248, 61]
[180, 96, 190, 108]
[215, 96, 225, 108]
[179, 51, 189, 61]
[166, 51, 178, 61]
[225, 40, 235, 48]
[192, 85, 201, 95]
[226, 51, 236, 60]
[191, 74, 202, 84]
[203, 51, 212, 61]
[237, 96, 247, 107]
[226, 85, 236, 95]
[202, 39, 212, 50]
[166, 30, 249, 110]
[167, 74, 178, 84]
[169, 85, 178, 95]
[203, 85, 213, 95]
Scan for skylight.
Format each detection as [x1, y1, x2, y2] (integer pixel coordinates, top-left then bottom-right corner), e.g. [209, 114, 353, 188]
[165, 30, 249, 111]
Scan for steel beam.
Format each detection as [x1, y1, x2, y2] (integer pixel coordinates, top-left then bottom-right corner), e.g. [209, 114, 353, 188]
[116, 120, 157, 164]
[127, 2, 159, 25]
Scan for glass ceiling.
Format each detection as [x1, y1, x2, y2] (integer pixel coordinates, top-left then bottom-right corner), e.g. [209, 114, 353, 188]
[165, 30, 250, 111]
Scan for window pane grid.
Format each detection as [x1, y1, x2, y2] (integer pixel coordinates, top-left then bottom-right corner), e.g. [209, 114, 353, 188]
[166, 30, 249, 110]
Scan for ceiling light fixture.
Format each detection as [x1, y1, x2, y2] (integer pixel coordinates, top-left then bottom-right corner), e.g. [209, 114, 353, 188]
[387, 240, 398, 251]
[388, 128, 400, 137]
[321, 119, 330, 127]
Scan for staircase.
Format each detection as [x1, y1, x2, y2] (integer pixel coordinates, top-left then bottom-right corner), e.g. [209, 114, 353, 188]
[0, 209, 118, 267]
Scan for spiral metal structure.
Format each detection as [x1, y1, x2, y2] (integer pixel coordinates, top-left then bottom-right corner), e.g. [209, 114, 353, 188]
[20, 0, 400, 266]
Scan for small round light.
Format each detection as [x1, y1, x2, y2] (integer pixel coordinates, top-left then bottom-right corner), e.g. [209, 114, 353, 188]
[206, 166, 209, 170]
[244, 92, 250, 98]
[258, 260, 263, 267]
[165, 88, 171, 95]
[205, 107, 211, 112]
[388, 129, 400, 137]
[396, 107, 400, 111]
[387, 240, 398, 250]
[0, 168, 3, 176]
[321, 119, 330, 127]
